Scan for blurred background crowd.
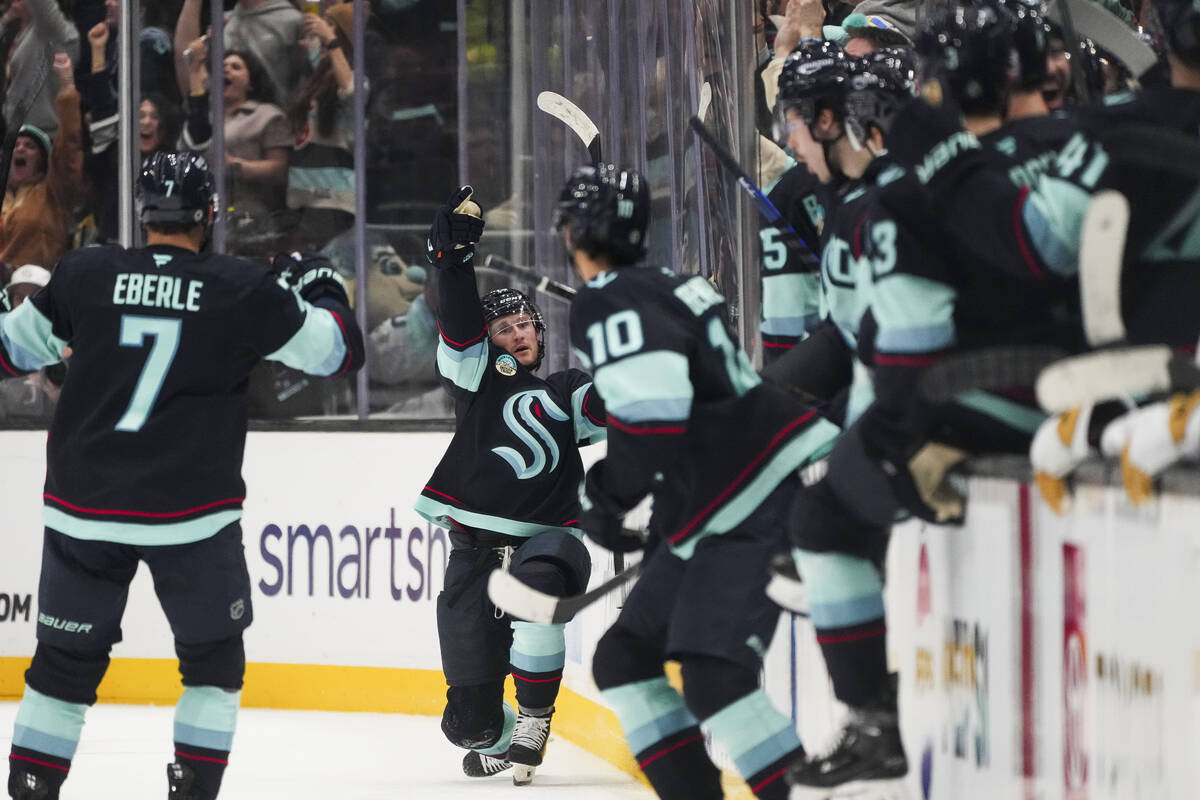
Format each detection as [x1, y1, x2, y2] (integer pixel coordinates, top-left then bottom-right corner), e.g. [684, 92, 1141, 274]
[0, 0, 1158, 425]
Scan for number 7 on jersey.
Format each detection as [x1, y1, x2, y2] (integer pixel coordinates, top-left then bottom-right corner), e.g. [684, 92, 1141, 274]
[115, 315, 181, 432]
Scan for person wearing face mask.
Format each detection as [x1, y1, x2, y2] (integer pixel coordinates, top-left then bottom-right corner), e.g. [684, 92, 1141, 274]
[0, 51, 81, 284]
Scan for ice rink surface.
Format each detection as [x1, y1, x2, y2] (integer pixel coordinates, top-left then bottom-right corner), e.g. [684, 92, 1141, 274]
[0, 703, 654, 799]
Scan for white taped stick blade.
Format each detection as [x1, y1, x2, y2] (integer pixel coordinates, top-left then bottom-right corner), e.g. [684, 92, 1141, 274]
[487, 569, 559, 625]
[1036, 345, 1172, 412]
[698, 82, 713, 123]
[1079, 190, 1130, 347]
[536, 91, 601, 162]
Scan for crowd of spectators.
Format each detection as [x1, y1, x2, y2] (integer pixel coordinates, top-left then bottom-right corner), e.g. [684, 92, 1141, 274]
[0, 0, 461, 420]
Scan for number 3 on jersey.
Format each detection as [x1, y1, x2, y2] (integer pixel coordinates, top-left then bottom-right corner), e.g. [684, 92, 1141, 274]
[115, 315, 181, 432]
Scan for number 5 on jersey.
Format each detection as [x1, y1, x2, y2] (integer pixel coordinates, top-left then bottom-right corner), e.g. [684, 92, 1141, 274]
[115, 315, 181, 432]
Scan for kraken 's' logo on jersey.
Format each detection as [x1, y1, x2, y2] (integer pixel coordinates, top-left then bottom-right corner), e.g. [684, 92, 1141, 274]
[492, 390, 570, 480]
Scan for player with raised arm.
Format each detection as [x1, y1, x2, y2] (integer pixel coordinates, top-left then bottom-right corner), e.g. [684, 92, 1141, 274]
[556, 164, 839, 800]
[1, 151, 364, 800]
[413, 187, 607, 786]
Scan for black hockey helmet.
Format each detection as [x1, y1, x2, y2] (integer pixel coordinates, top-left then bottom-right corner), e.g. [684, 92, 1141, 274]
[997, 0, 1050, 90]
[915, 0, 1019, 115]
[844, 49, 918, 148]
[554, 164, 649, 266]
[481, 287, 546, 370]
[774, 40, 855, 144]
[137, 150, 217, 228]
[1151, 0, 1200, 66]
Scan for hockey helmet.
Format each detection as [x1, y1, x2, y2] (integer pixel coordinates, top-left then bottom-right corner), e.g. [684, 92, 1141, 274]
[997, 0, 1051, 91]
[554, 164, 649, 266]
[774, 40, 855, 144]
[481, 287, 546, 370]
[915, 0, 1019, 115]
[1151, 0, 1200, 66]
[137, 150, 217, 228]
[844, 49, 919, 149]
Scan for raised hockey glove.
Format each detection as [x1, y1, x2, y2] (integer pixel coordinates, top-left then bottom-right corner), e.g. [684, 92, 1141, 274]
[272, 251, 351, 306]
[1030, 405, 1094, 514]
[580, 464, 645, 554]
[1108, 392, 1200, 506]
[427, 185, 485, 268]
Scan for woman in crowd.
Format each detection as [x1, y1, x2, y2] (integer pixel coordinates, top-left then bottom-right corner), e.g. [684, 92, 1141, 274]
[286, 2, 364, 251]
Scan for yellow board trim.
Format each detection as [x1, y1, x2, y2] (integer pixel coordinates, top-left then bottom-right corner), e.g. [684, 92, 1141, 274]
[0, 657, 754, 797]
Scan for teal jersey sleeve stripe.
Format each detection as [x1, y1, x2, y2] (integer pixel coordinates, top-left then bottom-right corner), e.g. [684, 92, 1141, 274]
[761, 312, 821, 337]
[763, 273, 820, 320]
[436, 338, 488, 392]
[265, 305, 348, 376]
[0, 302, 67, 371]
[872, 273, 956, 350]
[413, 494, 584, 539]
[595, 350, 693, 422]
[43, 506, 241, 546]
[1023, 175, 1089, 276]
[571, 384, 607, 444]
[953, 390, 1047, 434]
[875, 322, 955, 353]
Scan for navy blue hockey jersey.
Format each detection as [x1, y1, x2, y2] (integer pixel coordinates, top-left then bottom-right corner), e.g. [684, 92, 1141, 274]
[414, 259, 606, 538]
[0, 244, 363, 545]
[570, 266, 839, 558]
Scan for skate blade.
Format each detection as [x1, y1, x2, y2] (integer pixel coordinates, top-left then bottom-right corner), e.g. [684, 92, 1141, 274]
[512, 764, 536, 786]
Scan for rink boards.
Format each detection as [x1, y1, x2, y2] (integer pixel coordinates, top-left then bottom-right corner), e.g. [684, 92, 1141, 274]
[1, 432, 1198, 799]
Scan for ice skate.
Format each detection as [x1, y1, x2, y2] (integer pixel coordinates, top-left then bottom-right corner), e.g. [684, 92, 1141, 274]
[462, 750, 513, 778]
[7, 771, 50, 800]
[508, 706, 553, 786]
[167, 761, 208, 800]
[787, 677, 907, 799]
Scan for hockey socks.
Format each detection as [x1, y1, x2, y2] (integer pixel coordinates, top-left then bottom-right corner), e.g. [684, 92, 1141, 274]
[702, 689, 803, 799]
[172, 686, 240, 799]
[509, 621, 566, 709]
[473, 703, 516, 756]
[601, 676, 722, 800]
[8, 687, 86, 799]
[793, 549, 888, 707]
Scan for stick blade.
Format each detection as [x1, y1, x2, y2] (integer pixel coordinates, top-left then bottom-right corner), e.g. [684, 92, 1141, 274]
[1036, 345, 1172, 412]
[487, 569, 560, 625]
[537, 91, 602, 163]
[919, 346, 1068, 403]
[698, 81, 713, 123]
[1079, 190, 1130, 347]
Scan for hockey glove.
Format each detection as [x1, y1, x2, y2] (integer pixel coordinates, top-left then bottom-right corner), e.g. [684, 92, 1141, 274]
[427, 185, 485, 268]
[580, 464, 645, 554]
[1107, 392, 1200, 506]
[880, 441, 968, 525]
[1030, 405, 1094, 514]
[271, 251, 351, 307]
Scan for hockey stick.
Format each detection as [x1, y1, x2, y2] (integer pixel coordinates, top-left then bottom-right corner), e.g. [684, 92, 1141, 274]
[918, 346, 1069, 403]
[537, 91, 602, 163]
[688, 116, 817, 258]
[484, 254, 577, 302]
[697, 81, 713, 124]
[1048, 0, 1157, 78]
[1032, 190, 1177, 410]
[488, 560, 643, 625]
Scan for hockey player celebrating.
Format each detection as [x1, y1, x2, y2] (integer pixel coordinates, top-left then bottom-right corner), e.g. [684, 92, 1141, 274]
[413, 187, 606, 785]
[556, 163, 840, 800]
[1, 151, 364, 800]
